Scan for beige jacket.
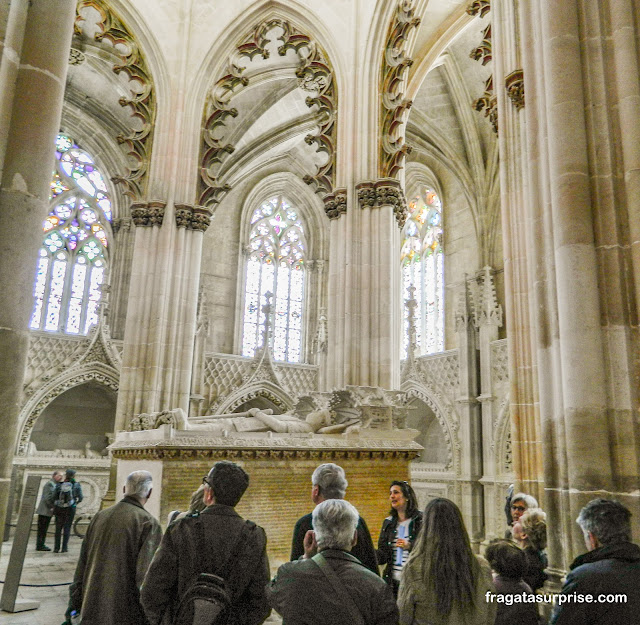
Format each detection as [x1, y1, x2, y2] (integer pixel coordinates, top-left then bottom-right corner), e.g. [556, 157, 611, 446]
[398, 554, 497, 625]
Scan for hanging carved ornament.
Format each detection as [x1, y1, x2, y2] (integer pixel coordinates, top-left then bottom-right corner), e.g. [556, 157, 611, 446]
[380, 1, 421, 179]
[472, 75, 498, 134]
[174, 204, 214, 232]
[199, 20, 337, 207]
[466, 0, 491, 18]
[356, 179, 408, 227]
[130, 201, 165, 227]
[505, 69, 524, 110]
[68, 48, 86, 65]
[323, 189, 347, 219]
[75, 1, 156, 201]
[470, 24, 492, 65]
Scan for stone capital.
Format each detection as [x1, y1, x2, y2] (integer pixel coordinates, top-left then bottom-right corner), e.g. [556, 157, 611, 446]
[355, 179, 407, 227]
[175, 203, 214, 232]
[131, 201, 166, 227]
[322, 189, 347, 220]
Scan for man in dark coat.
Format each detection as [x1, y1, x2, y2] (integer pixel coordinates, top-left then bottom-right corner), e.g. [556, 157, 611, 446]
[65, 470, 162, 625]
[290, 463, 378, 575]
[141, 461, 271, 625]
[550, 498, 640, 625]
[269, 499, 398, 625]
[35, 469, 63, 551]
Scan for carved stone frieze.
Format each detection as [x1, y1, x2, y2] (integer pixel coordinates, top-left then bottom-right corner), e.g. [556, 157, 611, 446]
[322, 189, 347, 220]
[466, 0, 491, 17]
[356, 179, 408, 227]
[175, 204, 214, 232]
[75, 1, 156, 200]
[130, 201, 165, 227]
[472, 75, 498, 134]
[505, 69, 524, 110]
[470, 24, 492, 65]
[200, 20, 337, 206]
[380, 1, 420, 179]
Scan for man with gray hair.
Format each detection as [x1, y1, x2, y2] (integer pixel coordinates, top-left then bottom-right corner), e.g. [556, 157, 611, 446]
[290, 463, 378, 574]
[64, 470, 162, 625]
[270, 499, 398, 624]
[550, 498, 640, 624]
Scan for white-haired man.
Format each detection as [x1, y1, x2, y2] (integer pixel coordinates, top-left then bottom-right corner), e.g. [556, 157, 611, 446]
[270, 499, 398, 624]
[290, 463, 378, 574]
[64, 470, 162, 625]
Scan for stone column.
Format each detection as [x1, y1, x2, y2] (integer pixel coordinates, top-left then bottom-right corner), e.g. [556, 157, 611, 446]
[0, 0, 75, 527]
[114, 203, 212, 431]
[453, 278, 483, 547]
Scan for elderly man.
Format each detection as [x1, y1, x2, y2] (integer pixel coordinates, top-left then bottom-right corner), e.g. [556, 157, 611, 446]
[141, 461, 270, 625]
[269, 499, 398, 624]
[35, 469, 63, 551]
[65, 470, 162, 625]
[550, 498, 640, 625]
[290, 463, 378, 574]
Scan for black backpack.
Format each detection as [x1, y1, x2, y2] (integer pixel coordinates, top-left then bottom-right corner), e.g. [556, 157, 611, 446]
[173, 517, 257, 625]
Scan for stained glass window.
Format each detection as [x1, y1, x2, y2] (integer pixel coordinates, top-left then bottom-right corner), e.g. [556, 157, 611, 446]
[241, 196, 306, 362]
[29, 134, 112, 334]
[401, 186, 444, 357]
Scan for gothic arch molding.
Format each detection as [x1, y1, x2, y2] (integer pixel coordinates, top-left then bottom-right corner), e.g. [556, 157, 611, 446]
[16, 364, 120, 456]
[215, 381, 295, 415]
[401, 380, 460, 473]
[494, 394, 514, 478]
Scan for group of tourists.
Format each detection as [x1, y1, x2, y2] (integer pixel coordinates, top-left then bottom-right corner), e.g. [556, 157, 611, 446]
[53, 461, 638, 625]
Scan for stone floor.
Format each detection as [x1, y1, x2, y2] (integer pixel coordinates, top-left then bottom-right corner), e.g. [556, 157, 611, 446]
[0, 529, 282, 625]
[0, 531, 80, 625]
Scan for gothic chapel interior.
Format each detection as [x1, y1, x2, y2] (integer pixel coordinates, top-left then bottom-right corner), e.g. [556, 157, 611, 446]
[1, 0, 639, 583]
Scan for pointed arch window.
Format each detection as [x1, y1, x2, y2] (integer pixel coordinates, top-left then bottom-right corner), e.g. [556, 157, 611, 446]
[30, 134, 112, 335]
[401, 186, 444, 357]
[241, 196, 306, 363]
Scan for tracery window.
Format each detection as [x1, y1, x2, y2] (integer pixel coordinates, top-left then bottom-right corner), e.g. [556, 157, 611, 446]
[241, 196, 306, 363]
[30, 134, 112, 335]
[401, 186, 444, 357]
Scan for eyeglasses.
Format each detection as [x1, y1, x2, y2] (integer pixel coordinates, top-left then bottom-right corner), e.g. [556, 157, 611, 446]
[511, 505, 526, 512]
[202, 476, 211, 488]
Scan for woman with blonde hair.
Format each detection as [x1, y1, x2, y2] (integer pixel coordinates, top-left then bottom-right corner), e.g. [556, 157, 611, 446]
[514, 507, 548, 592]
[398, 498, 496, 625]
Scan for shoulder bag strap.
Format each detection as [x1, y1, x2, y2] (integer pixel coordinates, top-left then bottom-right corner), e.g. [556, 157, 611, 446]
[311, 553, 366, 625]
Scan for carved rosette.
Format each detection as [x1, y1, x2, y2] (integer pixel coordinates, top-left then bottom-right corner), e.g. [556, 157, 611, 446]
[466, 0, 491, 17]
[470, 24, 492, 65]
[472, 75, 498, 134]
[175, 204, 214, 232]
[130, 201, 165, 227]
[356, 179, 407, 227]
[505, 69, 524, 110]
[200, 20, 337, 207]
[322, 189, 347, 220]
[75, 1, 156, 201]
[380, 1, 421, 179]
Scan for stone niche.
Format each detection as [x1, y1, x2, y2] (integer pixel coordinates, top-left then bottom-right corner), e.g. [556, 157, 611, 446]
[111, 430, 420, 568]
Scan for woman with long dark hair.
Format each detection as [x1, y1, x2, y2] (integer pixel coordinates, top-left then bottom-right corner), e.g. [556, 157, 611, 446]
[376, 480, 422, 597]
[398, 498, 496, 625]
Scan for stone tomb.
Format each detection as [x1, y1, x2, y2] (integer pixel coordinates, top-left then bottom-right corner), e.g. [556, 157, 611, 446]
[111, 397, 421, 567]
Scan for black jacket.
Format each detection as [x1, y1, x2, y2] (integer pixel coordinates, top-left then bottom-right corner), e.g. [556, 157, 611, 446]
[290, 512, 379, 575]
[141, 504, 270, 625]
[550, 541, 640, 625]
[493, 576, 539, 625]
[376, 512, 422, 583]
[268, 549, 398, 625]
[522, 546, 547, 592]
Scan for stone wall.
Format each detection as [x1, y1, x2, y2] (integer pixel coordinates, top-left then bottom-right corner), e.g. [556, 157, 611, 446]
[151, 452, 409, 569]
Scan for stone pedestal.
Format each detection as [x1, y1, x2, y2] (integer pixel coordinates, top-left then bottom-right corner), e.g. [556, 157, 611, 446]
[110, 427, 420, 568]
